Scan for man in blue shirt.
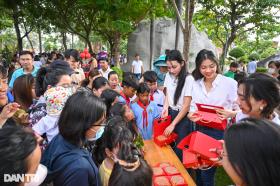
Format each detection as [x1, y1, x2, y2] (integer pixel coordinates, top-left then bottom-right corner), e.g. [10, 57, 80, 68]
[9, 51, 39, 89]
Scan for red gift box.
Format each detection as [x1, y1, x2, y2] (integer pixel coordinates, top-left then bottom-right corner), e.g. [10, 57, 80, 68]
[153, 176, 171, 186]
[163, 166, 180, 176]
[153, 116, 178, 147]
[177, 131, 222, 159]
[182, 149, 200, 168]
[193, 103, 227, 130]
[169, 175, 188, 186]
[153, 167, 166, 177]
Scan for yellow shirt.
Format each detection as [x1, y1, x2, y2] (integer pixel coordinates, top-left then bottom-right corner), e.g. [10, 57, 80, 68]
[99, 160, 112, 186]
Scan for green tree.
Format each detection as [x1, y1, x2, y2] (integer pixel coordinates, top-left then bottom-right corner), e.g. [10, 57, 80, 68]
[228, 47, 245, 59]
[194, 0, 280, 70]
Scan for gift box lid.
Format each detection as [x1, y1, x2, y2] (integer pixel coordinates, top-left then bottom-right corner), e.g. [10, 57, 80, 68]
[177, 131, 222, 159]
[196, 103, 224, 114]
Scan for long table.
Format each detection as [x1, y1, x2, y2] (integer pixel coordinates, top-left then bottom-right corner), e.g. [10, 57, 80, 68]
[144, 140, 196, 186]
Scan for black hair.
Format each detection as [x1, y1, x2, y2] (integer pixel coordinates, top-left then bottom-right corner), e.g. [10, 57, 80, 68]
[80, 68, 100, 88]
[224, 118, 280, 186]
[64, 49, 80, 62]
[192, 49, 221, 80]
[108, 71, 118, 80]
[109, 141, 152, 186]
[230, 62, 239, 68]
[166, 50, 188, 105]
[92, 116, 133, 166]
[35, 67, 70, 97]
[92, 76, 108, 90]
[234, 71, 247, 84]
[137, 82, 150, 94]
[109, 103, 139, 139]
[0, 65, 8, 78]
[122, 72, 139, 89]
[0, 126, 37, 186]
[143, 71, 157, 83]
[100, 89, 120, 116]
[19, 50, 33, 58]
[58, 91, 106, 146]
[34, 55, 40, 61]
[239, 73, 280, 119]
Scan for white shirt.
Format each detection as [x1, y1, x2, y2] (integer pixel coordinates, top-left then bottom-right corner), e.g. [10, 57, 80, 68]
[99, 68, 112, 80]
[32, 115, 59, 142]
[190, 74, 238, 112]
[272, 112, 280, 125]
[132, 60, 143, 74]
[153, 89, 165, 114]
[164, 73, 194, 111]
[236, 112, 280, 126]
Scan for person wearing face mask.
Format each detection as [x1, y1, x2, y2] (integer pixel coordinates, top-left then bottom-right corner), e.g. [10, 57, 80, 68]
[41, 91, 106, 186]
[268, 60, 280, 81]
[97, 117, 134, 186]
[0, 126, 48, 186]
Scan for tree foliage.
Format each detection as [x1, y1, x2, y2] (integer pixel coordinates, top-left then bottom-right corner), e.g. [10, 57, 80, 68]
[194, 0, 280, 68]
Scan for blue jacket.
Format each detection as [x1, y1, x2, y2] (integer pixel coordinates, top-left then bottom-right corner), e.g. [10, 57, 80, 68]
[41, 134, 100, 186]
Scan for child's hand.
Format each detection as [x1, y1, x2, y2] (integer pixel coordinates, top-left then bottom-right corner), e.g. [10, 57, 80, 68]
[0, 103, 20, 120]
[163, 123, 175, 136]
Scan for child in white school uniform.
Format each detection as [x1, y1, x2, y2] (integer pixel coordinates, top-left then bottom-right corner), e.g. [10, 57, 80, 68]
[143, 71, 165, 114]
[32, 86, 73, 142]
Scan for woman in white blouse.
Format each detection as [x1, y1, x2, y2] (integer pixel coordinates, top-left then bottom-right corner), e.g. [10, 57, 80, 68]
[216, 73, 280, 125]
[188, 49, 238, 186]
[162, 50, 194, 161]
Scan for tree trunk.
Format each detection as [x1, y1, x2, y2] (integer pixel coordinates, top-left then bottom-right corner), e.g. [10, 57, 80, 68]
[12, 8, 22, 52]
[85, 35, 93, 54]
[183, 0, 195, 71]
[220, 34, 235, 71]
[62, 32, 67, 50]
[112, 32, 121, 67]
[26, 33, 34, 51]
[149, 17, 154, 69]
[175, 0, 182, 50]
[38, 27, 42, 53]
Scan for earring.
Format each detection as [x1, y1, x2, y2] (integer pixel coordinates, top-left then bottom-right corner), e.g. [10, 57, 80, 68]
[259, 106, 263, 111]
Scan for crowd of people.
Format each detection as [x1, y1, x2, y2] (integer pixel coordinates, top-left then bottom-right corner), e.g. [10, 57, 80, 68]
[0, 48, 279, 186]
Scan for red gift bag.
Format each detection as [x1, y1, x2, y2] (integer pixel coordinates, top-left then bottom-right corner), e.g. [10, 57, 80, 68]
[153, 116, 178, 147]
[177, 131, 222, 165]
[193, 103, 227, 130]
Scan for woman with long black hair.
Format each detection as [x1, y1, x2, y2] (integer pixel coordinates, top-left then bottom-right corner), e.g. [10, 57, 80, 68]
[162, 49, 194, 161]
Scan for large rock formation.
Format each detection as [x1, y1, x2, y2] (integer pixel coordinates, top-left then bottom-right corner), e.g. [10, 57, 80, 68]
[122, 18, 217, 71]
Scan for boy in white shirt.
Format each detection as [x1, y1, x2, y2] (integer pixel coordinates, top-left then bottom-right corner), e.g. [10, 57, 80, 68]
[143, 71, 165, 114]
[131, 54, 144, 80]
[32, 86, 73, 142]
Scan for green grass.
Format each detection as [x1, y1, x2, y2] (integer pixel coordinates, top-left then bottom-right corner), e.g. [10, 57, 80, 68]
[215, 167, 234, 186]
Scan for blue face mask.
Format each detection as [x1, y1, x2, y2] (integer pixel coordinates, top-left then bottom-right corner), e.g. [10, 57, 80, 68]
[87, 126, 105, 141]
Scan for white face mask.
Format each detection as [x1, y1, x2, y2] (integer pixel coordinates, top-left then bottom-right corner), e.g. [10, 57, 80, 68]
[268, 68, 275, 74]
[25, 164, 48, 186]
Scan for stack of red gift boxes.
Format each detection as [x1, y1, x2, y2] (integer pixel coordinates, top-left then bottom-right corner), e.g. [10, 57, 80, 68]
[152, 162, 188, 186]
[153, 116, 178, 147]
[177, 131, 223, 169]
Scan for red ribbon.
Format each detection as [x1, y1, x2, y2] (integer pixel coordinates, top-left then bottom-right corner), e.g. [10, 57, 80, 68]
[137, 100, 149, 129]
[120, 91, 130, 106]
[150, 92, 154, 101]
